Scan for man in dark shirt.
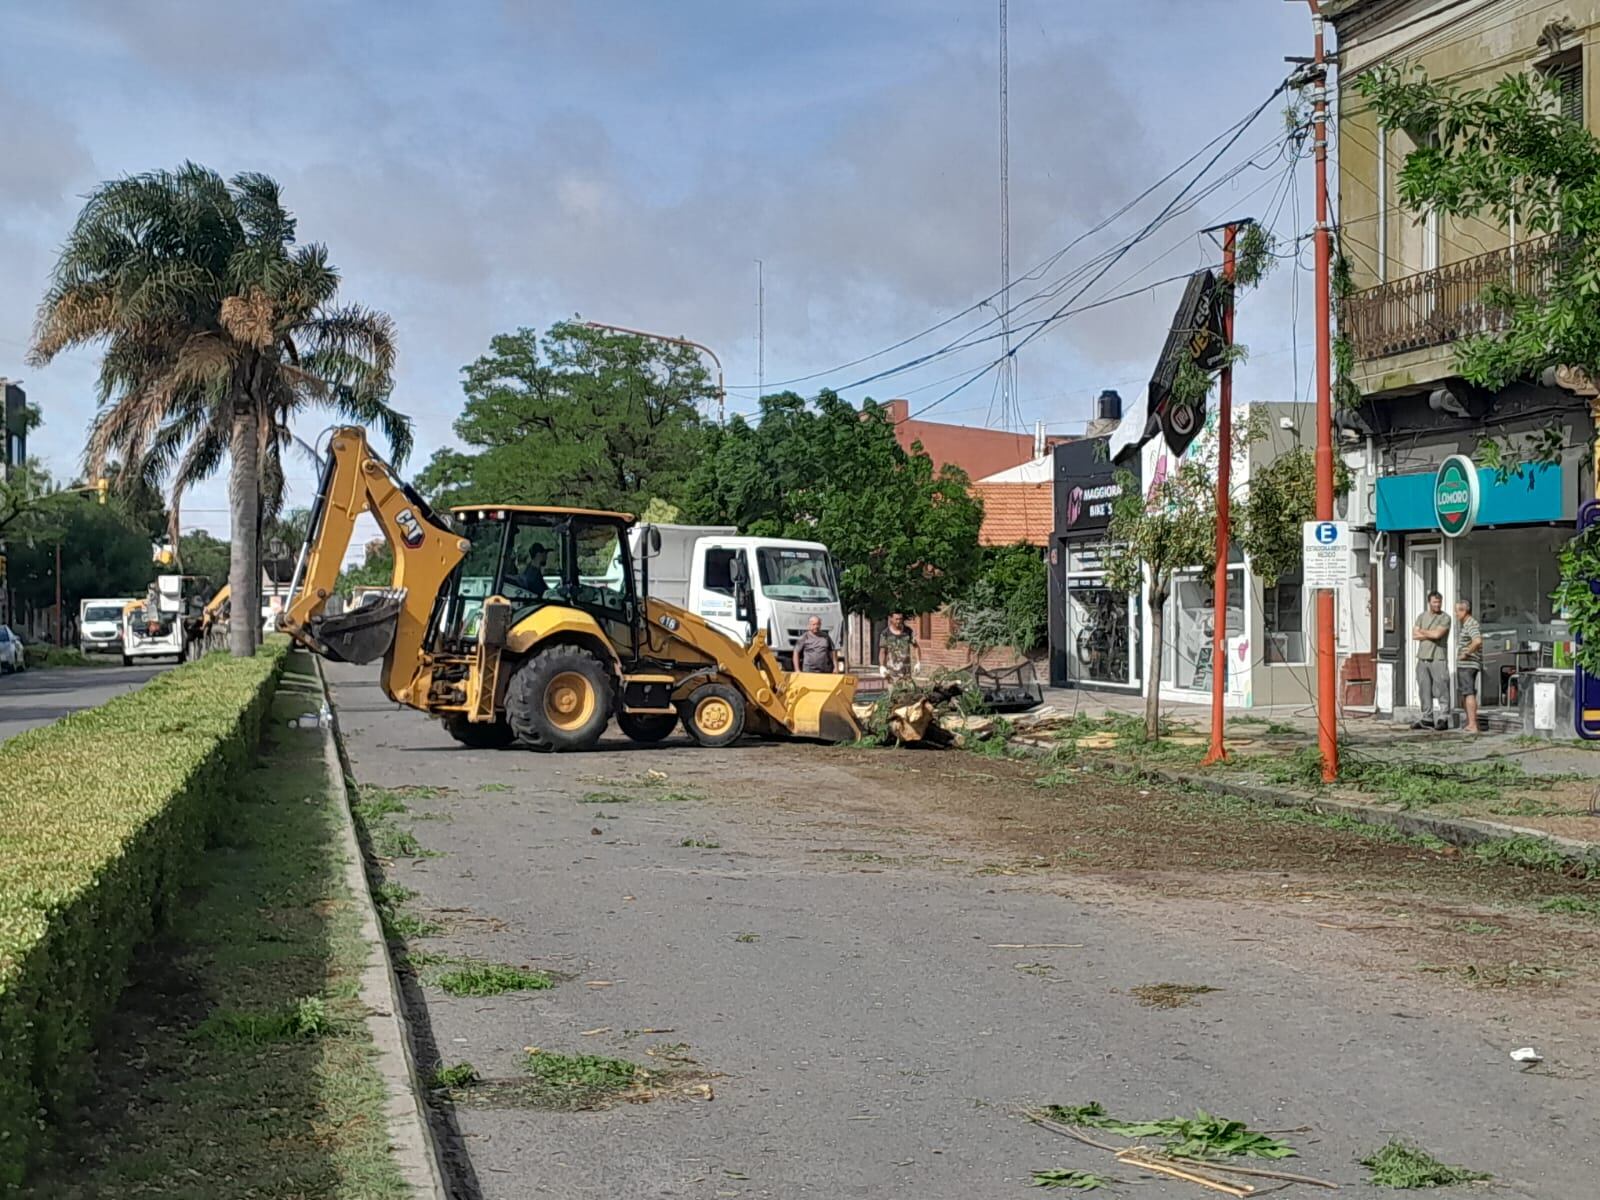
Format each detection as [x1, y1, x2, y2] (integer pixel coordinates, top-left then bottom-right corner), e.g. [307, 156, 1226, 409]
[508, 544, 552, 597]
[791, 616, 840, 673]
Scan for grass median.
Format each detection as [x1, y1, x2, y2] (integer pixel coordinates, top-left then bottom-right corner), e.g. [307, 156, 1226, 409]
[25, 652, 408, 1199]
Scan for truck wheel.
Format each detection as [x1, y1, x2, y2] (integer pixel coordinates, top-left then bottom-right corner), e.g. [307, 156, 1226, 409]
[505, 646, 613, 752]
[442, 715, 517, 750]
[617, 711, 678, 743]
[121, 653, 132, 667]
[679, 683, 745, 748]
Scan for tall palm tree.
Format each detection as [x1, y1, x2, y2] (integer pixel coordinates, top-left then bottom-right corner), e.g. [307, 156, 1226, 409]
[30, 163, 410, 655]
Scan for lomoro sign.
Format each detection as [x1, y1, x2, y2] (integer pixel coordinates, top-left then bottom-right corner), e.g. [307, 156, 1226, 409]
[1433, 454, 1480, 537]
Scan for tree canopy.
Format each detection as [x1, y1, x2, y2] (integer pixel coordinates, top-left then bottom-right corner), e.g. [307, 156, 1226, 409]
[684, 391, 985, 618]
[418, 322, 713, 515]
[29, 163, 407, 654]
[1359, 66, 1600, 465]
[5, 492, 158, 618]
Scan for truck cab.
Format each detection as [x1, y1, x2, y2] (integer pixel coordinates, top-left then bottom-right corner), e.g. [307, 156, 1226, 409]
[80, 597, 136, 655]
[630, 526, 844, 662]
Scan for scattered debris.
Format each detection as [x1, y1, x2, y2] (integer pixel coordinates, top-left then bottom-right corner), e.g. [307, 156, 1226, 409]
[1509, 1046, 1543, 1065]
[1130, 983, 1221, 1010]
[1035, 1103, 1297, 1161]
[1360, 1139, 1490, 1189]
[991, 943, 1084, 949]
[1030, 1168, 1112, 1190]
[1115, 1150, 1250, 1196]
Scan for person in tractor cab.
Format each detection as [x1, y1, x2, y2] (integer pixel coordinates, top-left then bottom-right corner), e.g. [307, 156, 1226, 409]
[508, 543, 552, 598]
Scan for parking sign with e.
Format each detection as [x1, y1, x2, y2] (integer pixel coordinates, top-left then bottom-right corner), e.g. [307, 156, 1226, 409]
[1302, 520, 1351, 589]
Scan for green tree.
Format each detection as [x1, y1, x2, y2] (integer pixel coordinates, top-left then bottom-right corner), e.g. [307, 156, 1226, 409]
[418, 322, 712, 514]
[337, 541, 394, 596]
[1103, 457, 1218, 740]
[949, 543, 1047, 663]
[8, 497, 157, 630]
[30, 163, 409, 657]
[177, 529, 231, 587]
[685, 390, 985, 618]
[1358, 66, 1600, 465]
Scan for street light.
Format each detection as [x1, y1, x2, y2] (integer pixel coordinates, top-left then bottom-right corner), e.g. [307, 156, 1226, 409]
[582, 321, 726, 425]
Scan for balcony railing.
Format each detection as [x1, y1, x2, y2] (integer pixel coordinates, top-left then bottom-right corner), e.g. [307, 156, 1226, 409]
[1341, 235, 1561, 360]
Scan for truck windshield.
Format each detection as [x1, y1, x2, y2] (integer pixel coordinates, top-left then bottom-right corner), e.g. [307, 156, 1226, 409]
[756, 547, 837, 602]
[84, 605, 124, 624]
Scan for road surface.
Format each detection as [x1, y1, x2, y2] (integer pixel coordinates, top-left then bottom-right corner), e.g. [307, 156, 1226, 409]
[325, 661, 1600, 1200]
[0, 662, 167, 743]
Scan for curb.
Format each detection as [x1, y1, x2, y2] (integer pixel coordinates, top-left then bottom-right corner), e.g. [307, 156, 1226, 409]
[312, 658, 452, 1200]
[1012, 736, 1600, 872]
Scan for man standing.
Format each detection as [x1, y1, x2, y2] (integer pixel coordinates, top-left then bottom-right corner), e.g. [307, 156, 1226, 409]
[791, 615, 841, 674]
[879, 611, 920, 684]
[1455, 599, 1483, 734]
[1412, 590, 1451, 731]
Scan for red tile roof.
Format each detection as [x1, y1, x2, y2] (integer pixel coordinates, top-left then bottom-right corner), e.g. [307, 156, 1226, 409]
[972, 481, 1053, 547]
[883, 398, 1067, 481]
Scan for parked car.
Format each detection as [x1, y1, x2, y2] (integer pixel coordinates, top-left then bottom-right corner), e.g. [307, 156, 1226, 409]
[0, 626, 26, 674]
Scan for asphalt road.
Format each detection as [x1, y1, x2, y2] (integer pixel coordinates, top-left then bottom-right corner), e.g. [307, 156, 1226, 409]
[325, 660, 1600, 1200]
[0, 660, 167, 743]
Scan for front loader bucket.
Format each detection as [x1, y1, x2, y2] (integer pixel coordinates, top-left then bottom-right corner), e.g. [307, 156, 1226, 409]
[312, 594, 402, 664]
[784, 672, 863, 743]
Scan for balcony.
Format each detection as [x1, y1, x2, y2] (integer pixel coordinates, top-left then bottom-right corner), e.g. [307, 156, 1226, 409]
[1341, 235, 1561, 361]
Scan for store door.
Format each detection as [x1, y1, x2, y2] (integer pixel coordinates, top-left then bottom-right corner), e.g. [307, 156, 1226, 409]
[1405, 541, 1441, 705]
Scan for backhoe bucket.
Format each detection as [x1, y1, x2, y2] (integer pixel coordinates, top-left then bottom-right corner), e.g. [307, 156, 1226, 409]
[312, 593, 402, 664]
[784, 672, 862, 743]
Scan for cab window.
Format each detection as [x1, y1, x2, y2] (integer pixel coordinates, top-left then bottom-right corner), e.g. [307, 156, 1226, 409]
[504, 518, 564, 602]
[574, 520, 628, 614]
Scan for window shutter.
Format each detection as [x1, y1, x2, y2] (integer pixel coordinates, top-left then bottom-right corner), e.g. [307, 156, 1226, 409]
[1555, 59, 1583, 123]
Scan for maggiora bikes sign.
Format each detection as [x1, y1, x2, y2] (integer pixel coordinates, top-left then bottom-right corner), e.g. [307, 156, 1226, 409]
[1433, 454, 1480, 537]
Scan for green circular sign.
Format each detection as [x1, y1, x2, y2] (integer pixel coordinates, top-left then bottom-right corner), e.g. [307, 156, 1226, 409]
[1434, 454, 1479, 537]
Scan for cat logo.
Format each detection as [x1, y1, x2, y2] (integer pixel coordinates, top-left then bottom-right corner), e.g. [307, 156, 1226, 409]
[396, 508, 425, 548]
[658, 614, 680, 632]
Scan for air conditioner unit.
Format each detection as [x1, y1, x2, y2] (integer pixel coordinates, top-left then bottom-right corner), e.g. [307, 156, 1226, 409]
[1336, 470, 1378, 529]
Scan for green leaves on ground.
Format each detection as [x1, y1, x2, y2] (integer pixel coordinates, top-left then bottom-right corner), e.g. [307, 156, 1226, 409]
[197, 996, 333, 1046]
[1031, 1169, 1111, 1190]
[427, 1062, 480, 1090]
[521, 1050, 649, 1109]
[1361, 1139, 1490, 1188]
[434, 962, 553, 997]
[1040, 1103, 1296, 1160]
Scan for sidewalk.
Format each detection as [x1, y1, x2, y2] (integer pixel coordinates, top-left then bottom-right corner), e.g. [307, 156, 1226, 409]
[1009, 686, 1600, 859]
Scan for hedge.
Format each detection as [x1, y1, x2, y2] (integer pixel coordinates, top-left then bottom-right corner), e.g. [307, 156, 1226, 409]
[0, 641, 288, 1187]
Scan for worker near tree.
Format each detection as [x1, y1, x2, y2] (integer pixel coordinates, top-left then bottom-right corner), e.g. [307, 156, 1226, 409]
[1455, 598, 1483, 734]
[879, 611, 920, 683]
[1411, 590, 1450, 731]
[791, 615, 841, 674]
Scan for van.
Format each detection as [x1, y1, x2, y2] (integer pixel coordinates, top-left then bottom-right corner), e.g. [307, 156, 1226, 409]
[80, 597, 136, 655]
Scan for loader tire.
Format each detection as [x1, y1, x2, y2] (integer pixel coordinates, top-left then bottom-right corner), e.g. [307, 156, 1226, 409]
[617, 711, 678, 744]
[442, 715, 517, 750]
[679, 683, 746, 749]
[506, 646, 613, 752]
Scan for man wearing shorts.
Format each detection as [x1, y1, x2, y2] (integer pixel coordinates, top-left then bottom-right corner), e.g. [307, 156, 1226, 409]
[1455, 599, 1483, 734]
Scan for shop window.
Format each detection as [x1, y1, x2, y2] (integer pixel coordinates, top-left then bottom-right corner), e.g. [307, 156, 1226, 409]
[1163, 570, 1244, 690]
[1264, 572, 1305, 665]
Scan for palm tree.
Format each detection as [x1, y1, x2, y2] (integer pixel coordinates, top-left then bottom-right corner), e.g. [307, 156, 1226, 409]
[30, 164, 410, 655]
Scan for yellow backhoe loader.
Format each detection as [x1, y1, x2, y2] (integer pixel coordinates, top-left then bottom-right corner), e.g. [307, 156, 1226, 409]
[279, 426, 861, 751]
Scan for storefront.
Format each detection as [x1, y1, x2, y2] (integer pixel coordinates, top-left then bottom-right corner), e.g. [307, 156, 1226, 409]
[1376, 457, 1576, 718]
[1049, 437, 1141, 692]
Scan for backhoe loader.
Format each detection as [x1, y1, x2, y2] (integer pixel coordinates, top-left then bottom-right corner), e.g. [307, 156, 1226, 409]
[279, 426, 861, 751]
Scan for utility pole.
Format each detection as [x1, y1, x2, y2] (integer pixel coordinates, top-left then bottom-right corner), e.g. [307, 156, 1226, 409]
[1307, 0, 1339, 782]
[54, 541, 62, 646]
[1201, 221, 1247, 767]
[756, 259, 765, 401]
[997, 0, 1014, 428]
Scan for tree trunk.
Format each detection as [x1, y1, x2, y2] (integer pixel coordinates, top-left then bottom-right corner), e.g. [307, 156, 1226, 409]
[228, 403, 262, 658]
[1145, 578, 1167, 741]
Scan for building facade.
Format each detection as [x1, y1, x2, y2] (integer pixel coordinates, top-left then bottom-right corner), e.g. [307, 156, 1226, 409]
[1330, 0, 1598, 730]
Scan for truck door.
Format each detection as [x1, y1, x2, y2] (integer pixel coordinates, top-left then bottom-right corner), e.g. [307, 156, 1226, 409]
[700, 545, 754, 643]
[572, 518, 639, 659]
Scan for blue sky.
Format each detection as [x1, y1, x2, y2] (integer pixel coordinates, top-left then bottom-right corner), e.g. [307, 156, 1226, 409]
[0, 0, 1318, 540]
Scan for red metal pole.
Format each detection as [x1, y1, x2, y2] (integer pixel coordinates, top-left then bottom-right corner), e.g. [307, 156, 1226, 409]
[1202, 226, 1238, 766]
[1309, 0, 1339, 782]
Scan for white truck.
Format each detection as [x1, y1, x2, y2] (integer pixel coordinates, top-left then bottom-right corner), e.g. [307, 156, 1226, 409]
[80, 596, 137, 656]
[120, 575, 199, 664]
[628, 524, 845, 664]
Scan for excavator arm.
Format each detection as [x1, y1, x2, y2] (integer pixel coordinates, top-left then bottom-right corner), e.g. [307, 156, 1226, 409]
[280, 426, 468, 706]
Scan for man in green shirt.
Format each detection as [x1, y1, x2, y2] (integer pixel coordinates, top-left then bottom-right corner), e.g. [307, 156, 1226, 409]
[1455, 599, 1484, 734]
[1412, 591, 1451, 731]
